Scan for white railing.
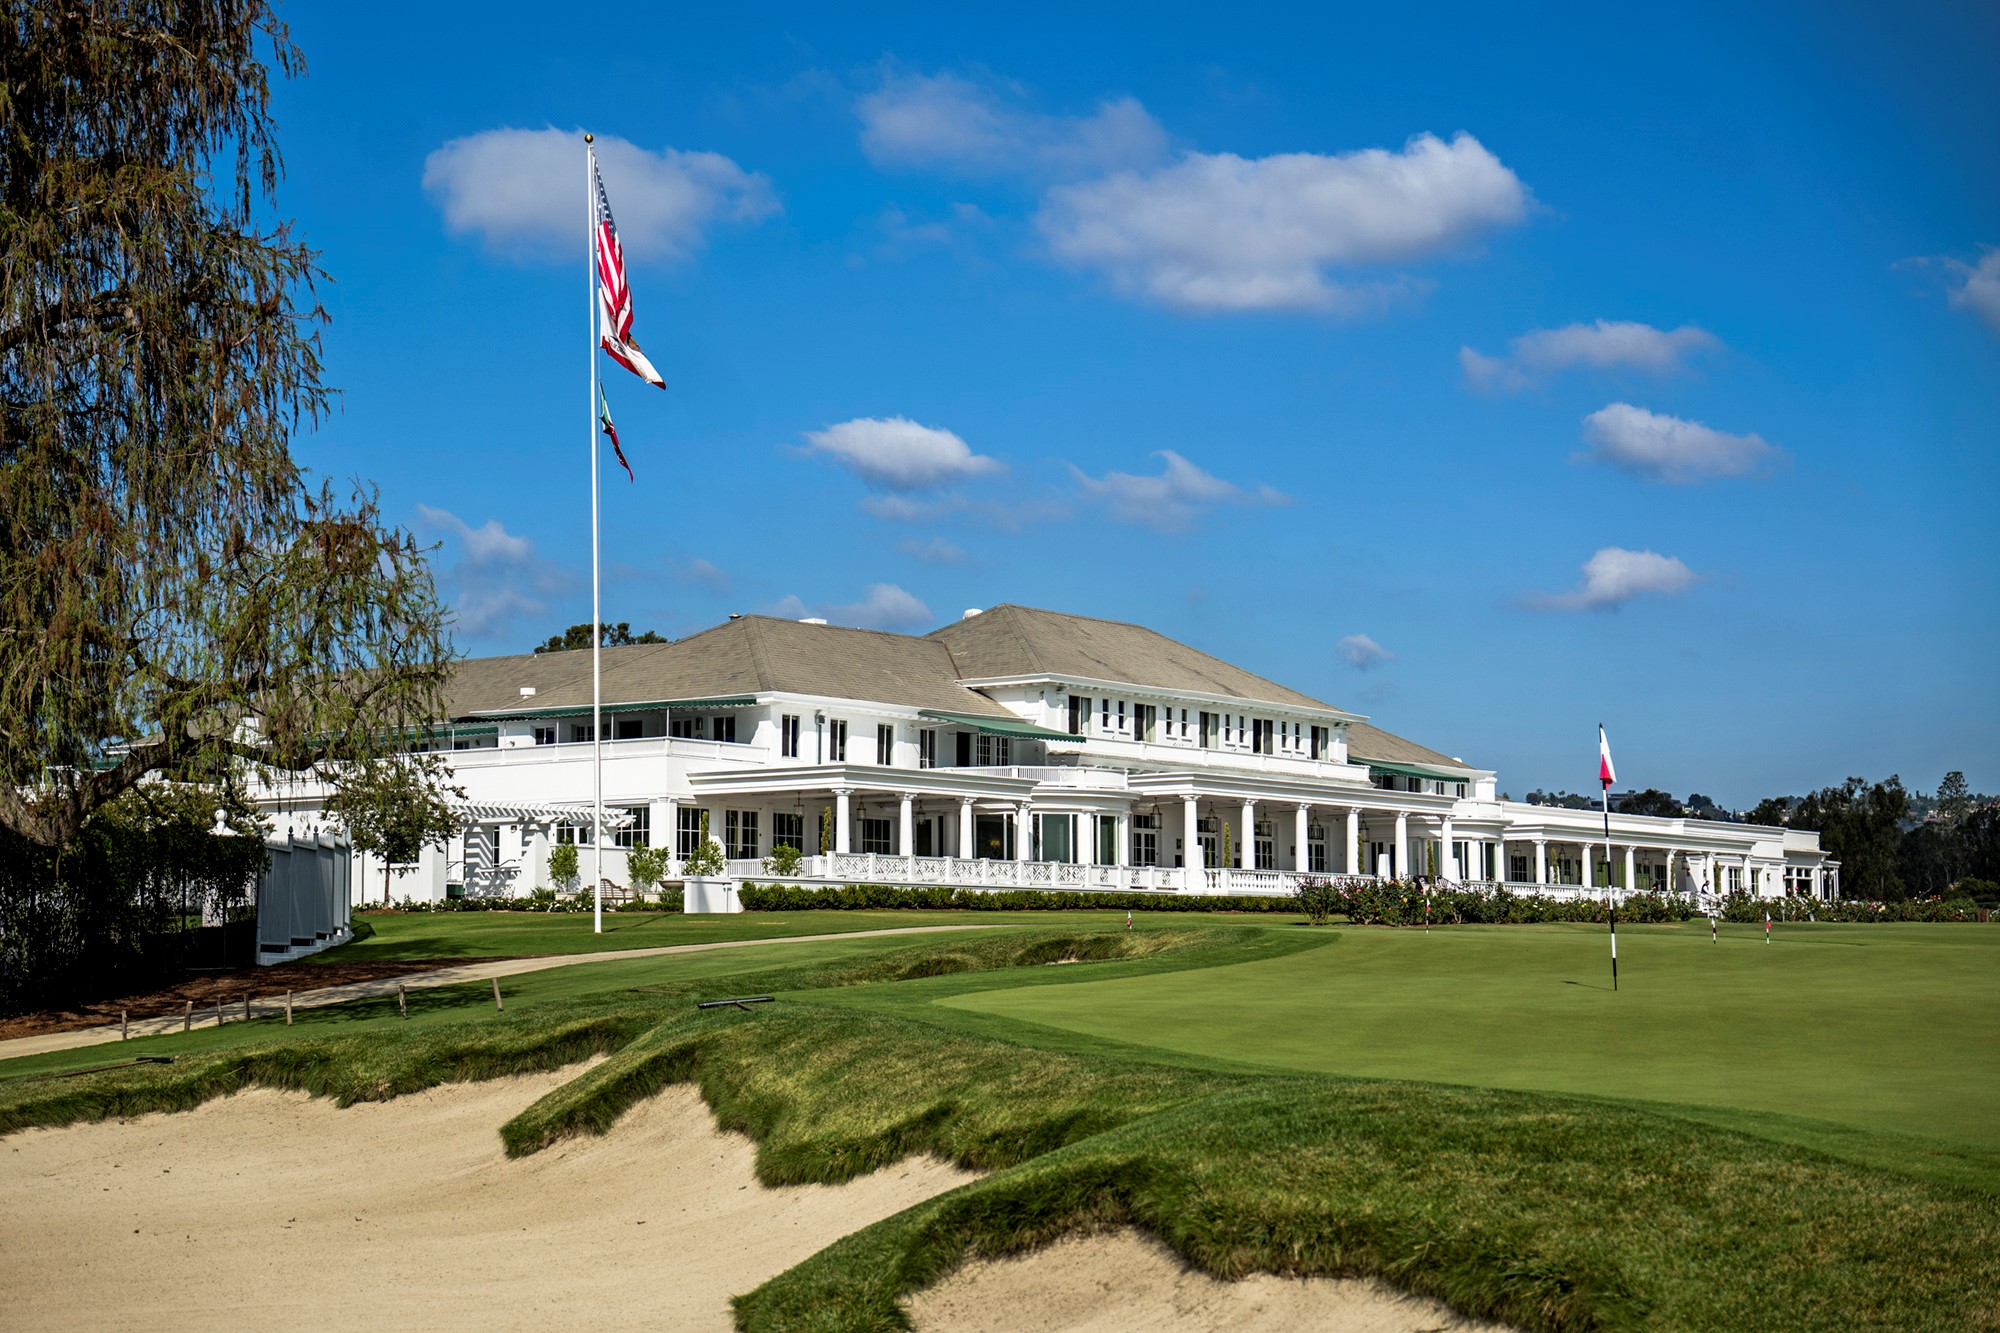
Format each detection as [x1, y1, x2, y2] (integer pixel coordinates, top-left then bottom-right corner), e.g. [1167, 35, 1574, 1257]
[731, 854, 1319, 896]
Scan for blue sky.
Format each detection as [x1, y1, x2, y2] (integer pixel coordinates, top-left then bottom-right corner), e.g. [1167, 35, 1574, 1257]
[271, 1, 1998, 805]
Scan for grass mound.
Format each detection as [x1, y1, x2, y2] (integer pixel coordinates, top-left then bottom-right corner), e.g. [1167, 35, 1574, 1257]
[5, 922, 1994, 1332]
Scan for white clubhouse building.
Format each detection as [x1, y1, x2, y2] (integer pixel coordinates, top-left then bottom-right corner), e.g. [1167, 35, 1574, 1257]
[265, 605, 1837, 905]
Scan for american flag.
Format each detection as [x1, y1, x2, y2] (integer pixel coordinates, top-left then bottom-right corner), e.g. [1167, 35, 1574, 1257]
[592, 150, 666, 389]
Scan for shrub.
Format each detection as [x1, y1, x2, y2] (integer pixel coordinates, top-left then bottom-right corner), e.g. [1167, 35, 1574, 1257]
[547, 842, 579, 891]
[762, 842, 804, 876]
[626, 843, 668, 894]
[681, 811, 725, 877]
[1295, 877, 1341, 925]
[1952, 877, 2000, 909]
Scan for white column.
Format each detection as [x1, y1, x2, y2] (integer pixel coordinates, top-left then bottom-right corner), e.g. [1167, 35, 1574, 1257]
[1015, 802, 1032, 862]
[1624, 845, 1636, 893]
[527, 823, 550, 891]
[1491, 838, 1504, 883]
[1115, 811, 1132, 868]
[833, 788, 851, 854]
[1440, 815, 1455, 880]
[958, 798, 975, 861]
[651, 798, 677, 870]
[1534, 838, 1547, 885]
[1182, 796, 1201, 890]
[1393, 810, 1409, 879]
[1293, 804, 1310, 873]
[1346, 807, 1360, 875]
[1240, 799, 1257, 870]
[898, 792, 914, 858]
[1582, 842, 1595, 892]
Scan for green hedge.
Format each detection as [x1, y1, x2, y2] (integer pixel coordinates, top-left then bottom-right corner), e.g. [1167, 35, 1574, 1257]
[735, 882, 1299, 913]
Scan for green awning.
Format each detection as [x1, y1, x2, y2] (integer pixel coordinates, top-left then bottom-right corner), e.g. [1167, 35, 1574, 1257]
[466, 695, 754, 721]
[918, 709, 1084, 742]
[1364, 759, 1468, 783]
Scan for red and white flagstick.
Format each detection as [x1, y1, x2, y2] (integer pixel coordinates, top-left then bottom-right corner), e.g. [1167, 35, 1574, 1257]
[1600, 724, 1617, 992]
[586, 132, 604, 936]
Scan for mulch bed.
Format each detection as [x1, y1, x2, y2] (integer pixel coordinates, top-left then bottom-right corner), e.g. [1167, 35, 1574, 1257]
[0, 957, 524, 1041]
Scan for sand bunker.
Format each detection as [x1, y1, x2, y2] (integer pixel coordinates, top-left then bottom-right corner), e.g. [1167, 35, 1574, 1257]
[906, 1229, 1514, 1332]
[2, 1067, 977, 1331]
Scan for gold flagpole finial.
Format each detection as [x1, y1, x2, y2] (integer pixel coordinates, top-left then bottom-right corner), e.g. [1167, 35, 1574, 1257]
[584, 132, 594, 144]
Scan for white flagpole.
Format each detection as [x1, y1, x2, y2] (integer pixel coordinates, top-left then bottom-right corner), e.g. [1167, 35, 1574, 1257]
[586, 133, 604, 936]
[1601, 723, 1616, 991]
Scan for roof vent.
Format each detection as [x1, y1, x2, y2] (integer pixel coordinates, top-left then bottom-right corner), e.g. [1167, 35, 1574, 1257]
[728, 612, 743, 620]
[518, 686, 536, 698]
[800, 617, 828, 625]
[961, 607, 983, 619]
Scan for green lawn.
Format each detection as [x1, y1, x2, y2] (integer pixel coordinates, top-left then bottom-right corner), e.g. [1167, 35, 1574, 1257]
[325, 906, 1220, 961]
[924, 921, 2000, 1151]
[5, 915, 1995, 1331]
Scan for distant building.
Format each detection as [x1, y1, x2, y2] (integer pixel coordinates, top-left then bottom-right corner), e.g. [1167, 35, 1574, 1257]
[254, 605, 1837, 904]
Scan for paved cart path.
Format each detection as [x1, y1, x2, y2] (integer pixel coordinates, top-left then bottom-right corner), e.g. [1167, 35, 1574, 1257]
[0, 924, 1002, 1063]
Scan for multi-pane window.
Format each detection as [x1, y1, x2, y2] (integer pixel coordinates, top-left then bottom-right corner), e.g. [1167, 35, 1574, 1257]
[677, 807, 705, 858]
[876, 723, 895, 765]
[1199, 712, 1217, 747]
[669, 717, 703, 739]
[780, 714, 801, 758]
[771, 812, 804, 852]
[1254, 820, 1275, 870]
[828, 720, 847, 762]
[533, 726, 557, 746]
[1068, 695, 1089, 735]
[1310, 725, 1329, 760]
[974, 734, 1011, 766]
[1135, 703, 1156, 741]
[556, 818, 593, 846]
[568, 723, 595, 743]
[1100, 698, 1110, 731]
[1307, 824, 1328, 873]
[859, 817, 893, 854]
[724, 810, 758, 859]
[713, 716, 737, 743]
[1097, 816, 1118, 866]
[918, 728, 937, 769]
[615, 806, 650, 849]
[1131, 812, 1159, 866]
[1178, 708, 1190, 740]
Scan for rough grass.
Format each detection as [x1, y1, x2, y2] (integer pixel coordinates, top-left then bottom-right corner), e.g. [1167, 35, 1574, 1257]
[5, 925, 1996, 1333]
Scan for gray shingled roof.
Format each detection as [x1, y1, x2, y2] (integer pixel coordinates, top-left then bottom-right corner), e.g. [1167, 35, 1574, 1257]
[440, 607, 1474, 768]
[1344, 721, 1473, 773]
[448, 617, 1016, 719]
[929, 604, 1334, 710]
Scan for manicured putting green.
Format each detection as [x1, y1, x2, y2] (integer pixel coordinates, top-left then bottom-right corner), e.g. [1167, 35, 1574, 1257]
[939, 921, 2000, 1147]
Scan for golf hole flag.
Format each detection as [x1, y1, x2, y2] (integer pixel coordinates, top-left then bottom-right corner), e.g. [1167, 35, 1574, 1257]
[1599, 725, 1617, 788]
[591, 149, 666, 390]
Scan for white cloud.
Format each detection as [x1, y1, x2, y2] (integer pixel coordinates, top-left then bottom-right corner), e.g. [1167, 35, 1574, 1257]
[770, 583, 933, 631]
[1943, 249, 2000, 334]
[1461, 320, 1721, 391]
[898, 536, 966, 564]
[672, 557, 729, 593]
[415, 505, 571, 639]
[801, 416, 1005, 491]
[1530, 547, 1699, 612]
[423, 128, 777, 260]
[1069, 450, 1287, 531]
[1036, 133, 1530, 313]
[1336, 633, 1395, 669]
[1578, 403, 1782, 484]
[858, 72, 1168, 179]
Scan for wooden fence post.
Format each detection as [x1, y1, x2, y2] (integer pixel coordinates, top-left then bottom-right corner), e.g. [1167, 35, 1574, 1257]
[285, 991, 293, 1026]
[121, 1010, 129, 1041]
[492, 978, 503, 1012]
[183, 1000, 192, 1033]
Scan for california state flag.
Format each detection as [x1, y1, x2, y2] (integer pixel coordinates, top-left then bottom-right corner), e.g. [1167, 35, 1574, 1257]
[1599, 724, 1616, 788]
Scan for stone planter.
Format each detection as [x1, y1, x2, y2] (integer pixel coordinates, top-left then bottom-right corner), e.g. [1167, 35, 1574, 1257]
[682, 877, 741, 914]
